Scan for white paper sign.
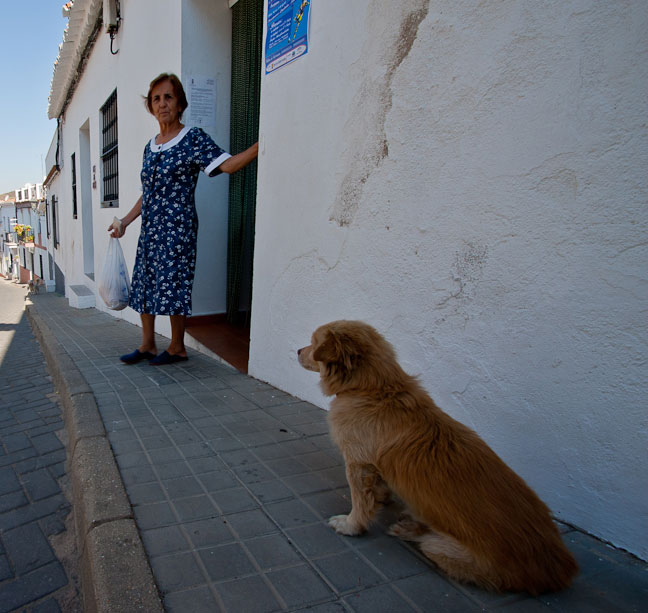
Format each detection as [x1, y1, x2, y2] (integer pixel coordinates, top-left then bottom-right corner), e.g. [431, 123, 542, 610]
[187, 76, 216, 127]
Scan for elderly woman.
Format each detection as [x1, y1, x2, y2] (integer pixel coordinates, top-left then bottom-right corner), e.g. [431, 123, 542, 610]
[109, 73, 258, 365]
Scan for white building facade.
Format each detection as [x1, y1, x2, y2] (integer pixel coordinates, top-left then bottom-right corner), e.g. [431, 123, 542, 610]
[0, 194, 18, 280]
[47, 0, 647, 559]
[0, 184, 52, 286]
[16, 184, 54, 289]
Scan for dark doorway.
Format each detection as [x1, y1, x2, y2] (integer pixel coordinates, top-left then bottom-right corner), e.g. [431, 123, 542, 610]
[187, 0, 262, 373]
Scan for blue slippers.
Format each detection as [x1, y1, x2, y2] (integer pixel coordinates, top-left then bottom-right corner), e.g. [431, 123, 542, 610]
[120, 349, 156, 364]
[149, 351, 189, 366]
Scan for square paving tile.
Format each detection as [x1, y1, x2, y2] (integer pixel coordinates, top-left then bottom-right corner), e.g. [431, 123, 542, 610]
[314, 551, 384, 593]
[342, 584, 416, 612]
[141, 525, 189, 557]
[127, 481, 167, 505]
[244, 533, 304, 570]
[355, 537, 431, 580]
[213, 487, 259, 514]
[283, 471, 336, 496]
[219, 449, 258, 467]
[264, 456, 309, 477]
[393, 572, 481, 611]
[186, 517, 235, 548]
[216, 575, 282, 613]
[286, 523, 350, 558]
[224, 509, 278, 539]
[155, 461, 193, 480]
[162, 476, 204, 499]
[264, 499, 320, 529]
[140, 435, 174, 451]
[197, 470, 238, 492]
[233, 463, 276, 485]
[247, 479, 295, 504]
[148, 447, 184, 465]
[150, 551, 205, 593]
[303, 490, 351, 520]
[164, 585, 220, 613]
[266, 564, 334, 608]
[173, 495, 219, 522]
[187, 456, 227, 474]
[134, 501, 177, 530]
[199, 542, 256, 581]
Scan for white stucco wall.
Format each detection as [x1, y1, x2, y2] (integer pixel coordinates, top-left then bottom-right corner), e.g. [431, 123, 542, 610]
[250, 0, 648, 558]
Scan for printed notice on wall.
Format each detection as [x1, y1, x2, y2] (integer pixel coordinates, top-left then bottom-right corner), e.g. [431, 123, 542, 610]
[187, 76, 216, 127]
[265, 0, 311, 74]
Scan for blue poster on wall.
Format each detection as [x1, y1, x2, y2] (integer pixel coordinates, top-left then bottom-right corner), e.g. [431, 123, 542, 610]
[265, 0, 311, 74]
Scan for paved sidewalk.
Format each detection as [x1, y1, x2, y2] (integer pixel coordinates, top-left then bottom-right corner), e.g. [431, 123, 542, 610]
[26, 292, 648, 612]
[0, 280, 80, 612]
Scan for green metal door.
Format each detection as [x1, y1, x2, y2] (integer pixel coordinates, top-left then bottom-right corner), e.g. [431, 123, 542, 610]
[227, 0, 263, 325]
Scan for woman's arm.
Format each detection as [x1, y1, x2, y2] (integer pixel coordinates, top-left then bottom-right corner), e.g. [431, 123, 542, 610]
[108, 196, 142, 238]
[218, 142, 259, 175]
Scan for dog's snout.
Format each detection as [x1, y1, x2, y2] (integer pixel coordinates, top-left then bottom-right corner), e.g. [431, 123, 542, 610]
[298, 348, 302, 356]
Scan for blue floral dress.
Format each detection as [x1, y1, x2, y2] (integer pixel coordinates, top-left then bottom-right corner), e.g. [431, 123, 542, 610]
[129, 126, 230, 315]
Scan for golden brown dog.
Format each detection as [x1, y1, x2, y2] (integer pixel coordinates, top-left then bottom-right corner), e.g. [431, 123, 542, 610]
[298, 320, 578, 594]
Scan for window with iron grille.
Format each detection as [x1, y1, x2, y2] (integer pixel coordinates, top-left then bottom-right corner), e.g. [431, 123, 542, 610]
[100, 89, 119, 206]
[45, 198, 50, 238]
[52, 195, 59, 248]
[71, 152, 78, 218]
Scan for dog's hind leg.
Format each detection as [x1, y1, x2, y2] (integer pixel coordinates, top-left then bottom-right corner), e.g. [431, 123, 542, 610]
[329, 464, 385, 536]
[387, 511, 429, 540]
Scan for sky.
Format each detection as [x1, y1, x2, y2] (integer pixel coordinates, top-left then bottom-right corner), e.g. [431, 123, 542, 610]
[0, 1, 68, 194]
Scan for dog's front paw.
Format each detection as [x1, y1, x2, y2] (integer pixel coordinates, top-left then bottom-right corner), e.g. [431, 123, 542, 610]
[328, 514, 364, 536]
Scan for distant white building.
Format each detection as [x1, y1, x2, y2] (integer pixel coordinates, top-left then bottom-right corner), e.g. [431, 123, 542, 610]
[45, 0, 647, 560]
[0, 184, 52, 286]
[0, 192, 18, 280]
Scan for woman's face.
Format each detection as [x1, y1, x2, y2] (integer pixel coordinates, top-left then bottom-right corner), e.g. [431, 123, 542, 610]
[150, 79, 181, 126]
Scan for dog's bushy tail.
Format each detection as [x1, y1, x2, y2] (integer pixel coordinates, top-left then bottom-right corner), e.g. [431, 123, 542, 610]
[519, 535, 579, 595]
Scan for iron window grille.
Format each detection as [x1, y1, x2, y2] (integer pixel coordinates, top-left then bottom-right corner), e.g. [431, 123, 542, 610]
[52, 195, 59, 248]
[100, 89, 119, 206]
[45, 198, 50, 238]
[71, 152, 78, 218]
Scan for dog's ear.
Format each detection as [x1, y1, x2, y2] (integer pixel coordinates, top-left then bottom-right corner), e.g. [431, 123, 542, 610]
[313, 329, 359, 374]
[312, 331, 342, 364]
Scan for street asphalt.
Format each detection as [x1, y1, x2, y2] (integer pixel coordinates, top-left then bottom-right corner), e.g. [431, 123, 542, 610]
[2, 279, 647, 612]
[0, 279, 80, 612]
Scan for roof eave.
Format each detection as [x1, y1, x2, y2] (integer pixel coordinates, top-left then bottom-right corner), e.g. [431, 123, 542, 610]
[48, 0, 104, 120]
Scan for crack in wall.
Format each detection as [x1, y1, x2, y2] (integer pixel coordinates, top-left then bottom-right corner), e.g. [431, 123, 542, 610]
[331, 0, 430, 227]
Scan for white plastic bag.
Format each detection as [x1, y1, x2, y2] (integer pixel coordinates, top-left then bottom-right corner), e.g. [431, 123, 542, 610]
[99, 237, 130, 310]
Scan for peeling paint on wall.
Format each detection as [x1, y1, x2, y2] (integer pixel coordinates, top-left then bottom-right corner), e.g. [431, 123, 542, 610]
[454, 242, 489, 291]
[330, 0, 430, 227]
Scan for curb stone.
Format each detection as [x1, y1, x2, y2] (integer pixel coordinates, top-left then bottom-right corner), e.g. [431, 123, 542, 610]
[26, 303, 164, 613]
